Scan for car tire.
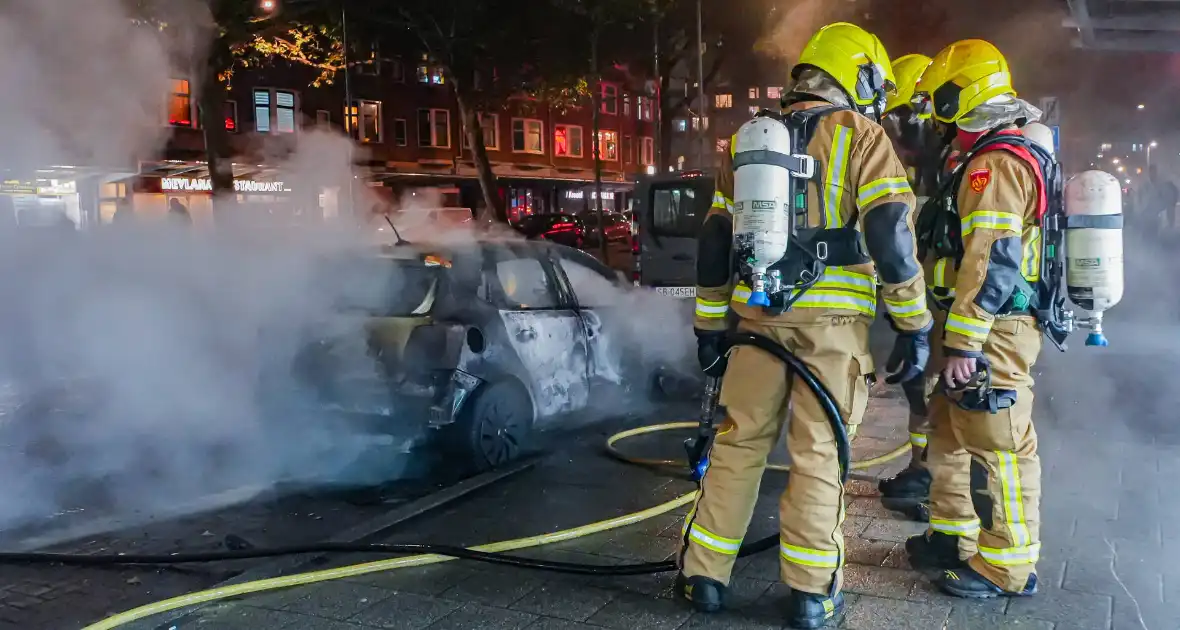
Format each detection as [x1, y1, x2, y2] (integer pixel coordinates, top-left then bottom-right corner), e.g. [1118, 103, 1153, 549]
[444, 380, 534, 472]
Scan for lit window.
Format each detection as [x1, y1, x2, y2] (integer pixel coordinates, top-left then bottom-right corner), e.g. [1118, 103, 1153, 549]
[748, 87, 759, 99]
[223, 101, 238, 132]
[601, 84, 618, 115]
[168, 79, 192, 127]
[512, 118, 544, 154]
[623, 94, 632, 117]
[716, 138, 728, 153]
[715, 94, 733, 108]
[596, 130, 619, 161]
[637, 96, 654, 121]
[394, 119, 408, 146]
[641, 137, 654, 166]
[692, 116, 708, 131]
[345, 100, 382, 143]
[463, 114, 500, 151]
[417, 55, 445, 85]
[674, 119, 687, 132]
[767, 86, 782, 100]
[749, 106, 760, 116]
[418, 108, 451, 148]
[254, 88, 297, 134]
[554, 124, 584, 158]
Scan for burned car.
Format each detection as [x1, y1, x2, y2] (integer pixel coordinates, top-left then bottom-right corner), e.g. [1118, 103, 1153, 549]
[275, 239, 687, 475]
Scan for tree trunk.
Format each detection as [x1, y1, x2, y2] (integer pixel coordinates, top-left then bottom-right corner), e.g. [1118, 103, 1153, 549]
[199, 34, 236, 224]
[591, 25, 607, 262]
[452, 83, 505, 224]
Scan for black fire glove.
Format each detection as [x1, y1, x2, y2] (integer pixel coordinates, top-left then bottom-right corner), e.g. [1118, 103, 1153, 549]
[885, 320, 932, 386]
[695, 329, 729, 378]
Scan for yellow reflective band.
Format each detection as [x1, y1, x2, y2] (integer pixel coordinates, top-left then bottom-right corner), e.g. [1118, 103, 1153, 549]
[932, 257, 951, 289]
[695, 297, 729, 319]
[885, 294, 927, 318]
[979, 542, 1041, 566]
[1022, 226, 1041, 282]
[945, 312, 992, 340]
[790, 289, 877, 316]
[909, 432, 928, 448]
[814, 267, 877, 296]
[856, 177, 912, 209]
[929, 518, 981, 536]
[996, 451, 1031, 547]
[823, 125, 853, 228]
[780, 541, 840, 568]
[961, 210, 1022, 236]
[688, 523, 743, 555]
[712, 192, 734, 211]
[731, 283, 752, 304]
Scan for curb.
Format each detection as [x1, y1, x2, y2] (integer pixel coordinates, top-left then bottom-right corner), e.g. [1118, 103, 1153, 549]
[132, 457, 539, 630]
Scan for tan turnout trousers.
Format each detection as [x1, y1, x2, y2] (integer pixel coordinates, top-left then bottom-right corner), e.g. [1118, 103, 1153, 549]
[926, 316, 1042, 592]
[680, 316, 873, 596]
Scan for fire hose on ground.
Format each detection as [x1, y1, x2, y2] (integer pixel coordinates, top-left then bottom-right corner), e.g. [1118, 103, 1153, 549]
[0, 333, 909, 630]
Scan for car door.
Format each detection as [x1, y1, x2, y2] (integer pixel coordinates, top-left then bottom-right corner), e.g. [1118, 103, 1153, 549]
[635, 173, 714, 298]
[488, 247, 590, 418]
[551, 248, 630, 390]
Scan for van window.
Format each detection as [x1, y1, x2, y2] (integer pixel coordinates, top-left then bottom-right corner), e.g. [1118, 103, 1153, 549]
[651, 187, 702, 238]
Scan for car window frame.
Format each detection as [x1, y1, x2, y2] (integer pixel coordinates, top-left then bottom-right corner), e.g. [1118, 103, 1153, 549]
[481, 244, 571, 312]
[550, 247, 626, 310]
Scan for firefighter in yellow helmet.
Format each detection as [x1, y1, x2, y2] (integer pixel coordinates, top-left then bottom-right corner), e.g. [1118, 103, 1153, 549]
[904, 39, 1047, 599]
[876, 53, 941, 517]
[680, 23, 933, 628]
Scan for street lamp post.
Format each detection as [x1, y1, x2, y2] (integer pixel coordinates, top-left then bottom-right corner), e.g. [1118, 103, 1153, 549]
[695, 0, 706, 168]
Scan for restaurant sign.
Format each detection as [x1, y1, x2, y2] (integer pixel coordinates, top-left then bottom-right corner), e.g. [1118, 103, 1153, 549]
[161, 178, 290, 193]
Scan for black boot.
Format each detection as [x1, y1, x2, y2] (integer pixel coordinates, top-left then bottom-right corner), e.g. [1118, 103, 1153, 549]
[904, 531, 962, 570]
[676, 573, 726, 613]
[936, 565, 1038, 599]
[785, 589, 844, 629]
[878, 466, 931, 520]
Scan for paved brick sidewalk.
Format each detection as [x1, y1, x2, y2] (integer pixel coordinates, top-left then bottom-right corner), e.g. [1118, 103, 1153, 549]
[126, 354, 1180, 630]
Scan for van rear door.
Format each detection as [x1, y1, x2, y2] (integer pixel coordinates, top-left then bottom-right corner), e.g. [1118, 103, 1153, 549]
[635, 173, 714, 297]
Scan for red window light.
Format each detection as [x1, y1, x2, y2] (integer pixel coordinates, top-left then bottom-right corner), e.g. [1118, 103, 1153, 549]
[555, 128, 569, 156]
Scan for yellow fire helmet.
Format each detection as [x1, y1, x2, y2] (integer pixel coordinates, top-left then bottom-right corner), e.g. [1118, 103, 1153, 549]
[793, 22, 896, 115]
[919, 39, 1016, 124]
[885, 54, 933, 116]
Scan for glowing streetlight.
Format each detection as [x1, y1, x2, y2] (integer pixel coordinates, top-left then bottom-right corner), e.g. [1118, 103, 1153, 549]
[1097, 153, 1104, 159]
[1117, 166, 1125, 173]
[1125, 178, 1132, 184]
[1151, 140, 1159, 148]
[1137, 104, 1146, 110]
[1112, 157, 1120, 164]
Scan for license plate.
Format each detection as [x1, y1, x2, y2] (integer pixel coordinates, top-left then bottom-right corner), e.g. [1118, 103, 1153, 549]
[654, 286, 695, 298]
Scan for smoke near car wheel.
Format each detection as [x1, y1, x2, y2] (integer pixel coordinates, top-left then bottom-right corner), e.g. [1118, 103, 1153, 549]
[443, 380, 534, 473]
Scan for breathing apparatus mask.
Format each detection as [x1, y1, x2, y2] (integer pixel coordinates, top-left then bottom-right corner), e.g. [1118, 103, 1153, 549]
[854, 61, 892, 121]
[882, 105, 929, 166]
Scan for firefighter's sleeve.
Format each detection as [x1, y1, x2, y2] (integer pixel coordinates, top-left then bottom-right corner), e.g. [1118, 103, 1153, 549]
[694, 150, 735, 331]
[849, 124, 932, 333]
[943, 152, 1035, 355]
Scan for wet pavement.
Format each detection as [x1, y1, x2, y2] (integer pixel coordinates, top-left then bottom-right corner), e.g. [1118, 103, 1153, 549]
[120, 351, 1180, 630]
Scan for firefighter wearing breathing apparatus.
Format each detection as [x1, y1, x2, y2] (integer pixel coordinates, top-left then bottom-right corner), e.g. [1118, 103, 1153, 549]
[903, 39, 1064, 599]
[875, 53, 944, 515]
[682, 23, 933, 628]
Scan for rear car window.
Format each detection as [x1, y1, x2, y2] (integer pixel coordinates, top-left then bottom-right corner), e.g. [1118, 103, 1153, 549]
[651, 186, 703, 238]
[323, 255, 440, 316]
[495, 257, 559, 310]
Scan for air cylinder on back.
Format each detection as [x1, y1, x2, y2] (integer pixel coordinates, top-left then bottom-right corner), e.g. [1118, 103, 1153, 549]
[1064, 170, 1124, 346]
[731, 117, 797, 307]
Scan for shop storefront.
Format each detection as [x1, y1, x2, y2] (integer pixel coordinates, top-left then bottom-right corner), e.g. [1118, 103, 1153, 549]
[1, 178, 82, 228]
[123, 176, 321, 227]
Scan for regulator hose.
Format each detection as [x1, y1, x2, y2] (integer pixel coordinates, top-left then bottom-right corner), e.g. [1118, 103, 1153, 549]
[0, 332, 848, 577]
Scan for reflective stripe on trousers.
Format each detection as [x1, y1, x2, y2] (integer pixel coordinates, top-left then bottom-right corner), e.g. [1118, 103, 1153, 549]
[732, 267, 877, 316]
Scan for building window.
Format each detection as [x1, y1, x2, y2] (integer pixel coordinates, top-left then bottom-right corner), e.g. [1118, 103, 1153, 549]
[391, 60, 405, 83]
[748, 87, 760, 99]
[623, 94, 632, 117]
[748, 105, 760, 116]
[512, 118, 544, 154]
[624, 135, 634, 164]
[394, 119, 408, 146]
[596, 130, 619, 161]
[641, 137, 654, 165]
[715, 94, 733, 108]
[316, 110, 331, 128]
[253, 88, 297, 134]
[692, 116, 708, 131]
[345, 100, 382, 143]
[463, 113, 500, 150]
[223, 101, 238, 132]
[716, 137, 729, 153]
[674, 118, 687, 132]
[168, 79, 192, 127]
[359, 42, 381, 75]
[418, 108, 451, 148]
[601, 83, 618, 115]
[767, 86, 783, 100]
[637, 96, 654, 121]
[554, 124, 584, 158]
[417, 55, 445, 85]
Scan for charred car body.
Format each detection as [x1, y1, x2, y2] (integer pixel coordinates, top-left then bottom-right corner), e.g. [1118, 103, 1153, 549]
[276, 239, 681, 475]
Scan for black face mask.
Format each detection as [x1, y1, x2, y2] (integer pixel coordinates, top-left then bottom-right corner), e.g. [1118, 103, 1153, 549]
[882, 106, 929, 167]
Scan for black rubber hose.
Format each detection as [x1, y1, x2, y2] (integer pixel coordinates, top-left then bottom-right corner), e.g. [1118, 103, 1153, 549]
[0, 334, 846, 576]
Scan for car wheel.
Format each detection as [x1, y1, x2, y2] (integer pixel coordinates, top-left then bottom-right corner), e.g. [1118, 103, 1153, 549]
[446, 380, 534, 472]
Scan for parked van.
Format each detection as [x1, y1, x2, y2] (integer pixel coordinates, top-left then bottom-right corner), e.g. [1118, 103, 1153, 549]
[631, 170, 715, 298]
